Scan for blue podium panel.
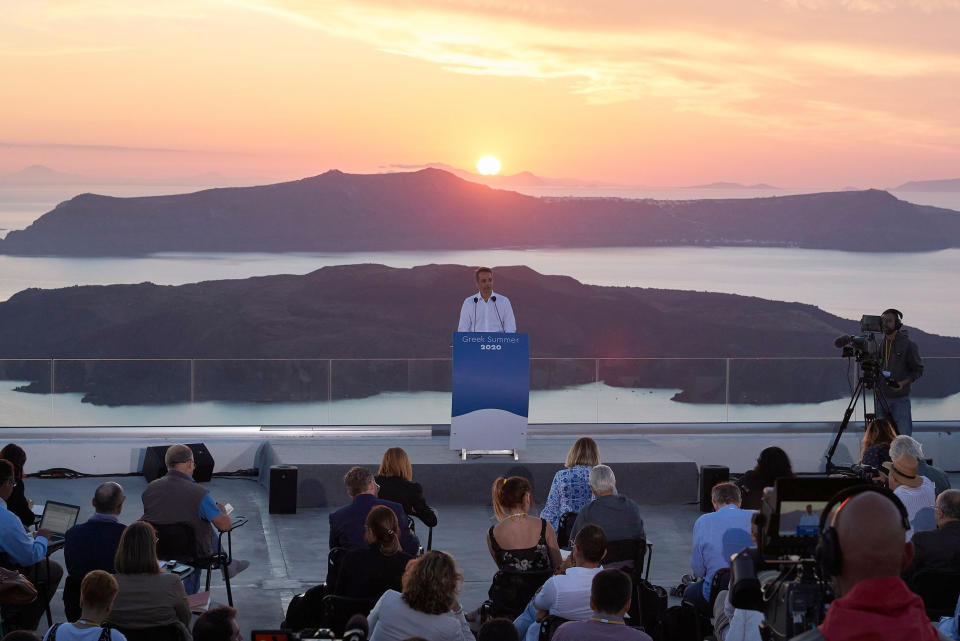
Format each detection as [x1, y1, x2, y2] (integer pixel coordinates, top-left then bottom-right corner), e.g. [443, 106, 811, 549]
[450, 332, 529, 452]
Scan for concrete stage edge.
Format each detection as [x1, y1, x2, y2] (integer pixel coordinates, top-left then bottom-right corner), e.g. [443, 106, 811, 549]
[3, 423, 958, 509]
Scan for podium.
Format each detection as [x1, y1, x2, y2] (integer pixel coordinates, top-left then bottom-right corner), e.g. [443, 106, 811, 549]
[450, 332, 529, 459]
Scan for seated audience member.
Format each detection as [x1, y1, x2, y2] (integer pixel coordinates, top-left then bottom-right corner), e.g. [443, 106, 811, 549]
[684, 482, 753, 614]
[333, 505, 414, 599]
[329, 466, 419, 556]
[367, 550, 471, 641]
[42, 570, 127, 641]
[540, 437, 600, 533]
[488, 476, 562, 572]
[890, 435, 952, 496]
[63, 482, 127, 621]
[107, 521, 191, 638]
[552, 569, 652, 641]
[477, 618, 519, 641]
[0, 459, 63, 632]
[883, 453, 936, 540]
[375, 447, 437, 529]
[570, 465, 644, 545]
[788, 489, 946, 641]
[141, 444, 247, 594]
[859, 418, 897, 469]
[904, 489, 960, 584]
[736, 446, 795, 509]
[712, 588, 763, 641]
[937, 594, 960, 641]
[191, 606, 240, 641]
[0, 445, 35, 529]
[514, 524, 607, 641]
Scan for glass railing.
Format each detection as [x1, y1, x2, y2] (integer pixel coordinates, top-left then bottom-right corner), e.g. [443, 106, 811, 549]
[0, 357, 957, 427]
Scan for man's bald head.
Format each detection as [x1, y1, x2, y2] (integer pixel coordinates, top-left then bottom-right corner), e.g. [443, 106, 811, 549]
[93, 482, 124, 514]
[829, 491, 911, 595]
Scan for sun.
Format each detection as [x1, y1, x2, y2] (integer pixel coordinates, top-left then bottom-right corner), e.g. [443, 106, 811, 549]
[476, 155, 501, 176]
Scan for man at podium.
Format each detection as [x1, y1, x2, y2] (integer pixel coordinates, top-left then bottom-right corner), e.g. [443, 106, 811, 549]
[458, 266, 516, 333]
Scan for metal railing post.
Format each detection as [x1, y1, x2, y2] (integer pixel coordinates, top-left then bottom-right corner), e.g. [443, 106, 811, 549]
[725, 358, 731, 423]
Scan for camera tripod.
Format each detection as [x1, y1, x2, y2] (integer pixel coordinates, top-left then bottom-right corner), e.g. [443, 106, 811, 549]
[825, 363, 898, 474]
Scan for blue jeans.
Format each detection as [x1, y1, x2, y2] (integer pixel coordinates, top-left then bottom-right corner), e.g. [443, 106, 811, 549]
[514, 600, 542, 641]
[878, 395, 913, 436]
[183, 570, 201, 595]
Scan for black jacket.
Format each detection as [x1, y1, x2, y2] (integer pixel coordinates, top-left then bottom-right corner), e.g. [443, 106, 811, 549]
[332, 542, 413, 599]
[880, 330, 923, 398]
[374, 475, 438, 528]
[903, 521, 960, 584]
[7, 476, 35, 529]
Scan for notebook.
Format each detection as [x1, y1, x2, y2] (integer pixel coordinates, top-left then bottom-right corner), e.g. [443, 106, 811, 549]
[38, 500, 81, 543]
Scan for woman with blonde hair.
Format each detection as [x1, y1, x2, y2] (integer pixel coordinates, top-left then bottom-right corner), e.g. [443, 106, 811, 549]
[106, 521, 191, 638]
[367, 550, 471, 641]
[539, 437, 600, 532]
[375, 447, 437, 528]
[333, 505, 414, 599]
[859, 417, 898, 469]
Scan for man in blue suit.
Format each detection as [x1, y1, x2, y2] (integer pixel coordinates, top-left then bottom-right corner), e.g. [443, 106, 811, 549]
[63, 482, 126, 620]
[329, 467, 419, 555]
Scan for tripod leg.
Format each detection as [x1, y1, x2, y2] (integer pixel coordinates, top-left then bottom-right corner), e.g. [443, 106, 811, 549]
[826, 378, 864, 473]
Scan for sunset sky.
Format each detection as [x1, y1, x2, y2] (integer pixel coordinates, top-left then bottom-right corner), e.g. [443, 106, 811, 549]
[2, 0, 959, 187]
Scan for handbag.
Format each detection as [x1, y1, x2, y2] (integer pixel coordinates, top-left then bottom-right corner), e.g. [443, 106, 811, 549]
[0, 567, 38, 605]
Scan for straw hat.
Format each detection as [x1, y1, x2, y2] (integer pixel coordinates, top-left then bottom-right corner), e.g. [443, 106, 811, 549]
[882, 453, 922, 489]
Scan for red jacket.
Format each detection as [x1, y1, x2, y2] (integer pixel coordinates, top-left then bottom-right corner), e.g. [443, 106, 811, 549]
[819, 576, 940, 641]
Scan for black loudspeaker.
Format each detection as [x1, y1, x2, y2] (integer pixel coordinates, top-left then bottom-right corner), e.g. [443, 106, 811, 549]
[699, 465, 730, 512]
[142, 443, 215, 483]
[269, 465, 298, 514]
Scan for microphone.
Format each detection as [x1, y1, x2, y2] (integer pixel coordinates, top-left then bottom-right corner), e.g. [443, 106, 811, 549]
[491, 295, 505, 332]
[343, 614, 369, 641]
[473, 297, 478, 331]
[834, 335, 853, 349]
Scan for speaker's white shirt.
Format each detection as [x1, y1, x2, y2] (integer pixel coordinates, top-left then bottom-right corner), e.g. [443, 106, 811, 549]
[457, 291, 516, 332]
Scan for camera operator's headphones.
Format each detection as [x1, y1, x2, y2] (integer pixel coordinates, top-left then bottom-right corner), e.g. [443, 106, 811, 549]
[813, 484, 909, 578]
[882, 308, 903, 330]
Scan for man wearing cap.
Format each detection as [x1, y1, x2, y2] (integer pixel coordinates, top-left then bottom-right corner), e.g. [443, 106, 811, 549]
[876, 308, 923, 436]
[883, 453, 935, 540]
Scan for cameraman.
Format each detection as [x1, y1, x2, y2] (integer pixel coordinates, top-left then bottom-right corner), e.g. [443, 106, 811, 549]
[789, 491, 946, 641]
[876, 308, 923, 436]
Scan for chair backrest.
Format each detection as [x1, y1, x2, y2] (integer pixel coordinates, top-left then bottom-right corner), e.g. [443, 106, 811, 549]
[603, 538, 646, 575]
[556, 512, 578, 549]
[327, 547, 350, 586]
[538, 615, 570, 641]
[909, 569, 960, 619]
[150, 522, 198, 563]
[106, 624, 186, 641]
[488, 569, 555, 619]
[320, 594, 378, 637]
[708, 568, 731, 611]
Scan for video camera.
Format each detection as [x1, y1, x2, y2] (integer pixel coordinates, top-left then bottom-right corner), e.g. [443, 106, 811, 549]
[833, 315, 882, 360]
[728, 477, 867, 640]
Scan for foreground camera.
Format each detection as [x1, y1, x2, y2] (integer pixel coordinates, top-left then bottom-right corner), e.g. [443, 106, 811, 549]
[728, 477, 865, 640]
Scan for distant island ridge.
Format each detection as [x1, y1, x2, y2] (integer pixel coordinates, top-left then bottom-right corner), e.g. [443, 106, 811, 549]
[2, 168, 959, 256]
[0, 264, 958, 407]
[685, 182, 779, 189]
[894, 178, 960, 192]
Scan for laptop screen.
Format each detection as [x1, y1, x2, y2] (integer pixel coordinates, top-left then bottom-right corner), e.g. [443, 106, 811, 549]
[39, 501, 80, 535]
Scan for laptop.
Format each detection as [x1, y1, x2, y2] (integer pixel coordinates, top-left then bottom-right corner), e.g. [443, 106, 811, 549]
[38, 501, 81, 544]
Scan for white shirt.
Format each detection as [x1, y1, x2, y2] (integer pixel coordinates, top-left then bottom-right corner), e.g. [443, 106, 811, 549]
[457, 291, 516, 333]
[533, 565, 602, 620]
[893, 475, 935, 540]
